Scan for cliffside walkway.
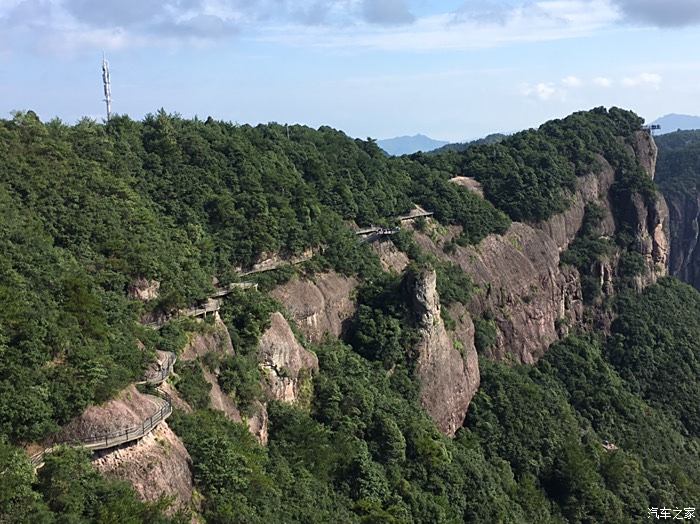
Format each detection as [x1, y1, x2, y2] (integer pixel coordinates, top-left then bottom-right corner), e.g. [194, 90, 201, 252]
[29, 352, 177, 469]
[355, 227, 401, 242]
[397, 210, 433, 221]
[353, 208, 433, 243]
[136, 351, 177, 386]
[144, 282, 258, 329]
[238, 251, 315, 277]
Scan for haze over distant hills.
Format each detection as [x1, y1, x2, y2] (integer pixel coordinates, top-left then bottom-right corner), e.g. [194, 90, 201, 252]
[652, 114, 700, 134]
[430, 133, 508, 154]
[377, 134, 449, 156]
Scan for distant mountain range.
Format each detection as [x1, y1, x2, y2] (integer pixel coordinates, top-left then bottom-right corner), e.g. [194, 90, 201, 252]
[377, 134, 449, 156]
[430, 133, 507, 154]
[652, 114, 700, 134]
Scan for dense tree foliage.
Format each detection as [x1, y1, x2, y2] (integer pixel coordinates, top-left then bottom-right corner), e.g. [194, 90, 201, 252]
[607, 279, 700, 434]
[0, 441, 181, 523]
[168, 277, 700, 523]
[655, 129, 700, 191]
[445, 107, 652, 222]
[0, 110, 512, 444]
[174, 359, 211, 410]
[1, 107, 692, 522]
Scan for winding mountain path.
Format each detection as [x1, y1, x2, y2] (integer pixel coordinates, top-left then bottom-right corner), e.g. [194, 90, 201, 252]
[30, 352, 177, 469]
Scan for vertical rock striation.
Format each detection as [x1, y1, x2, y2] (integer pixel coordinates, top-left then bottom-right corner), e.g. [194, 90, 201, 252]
[411, 131, 669, 364]
[250, 312, 319, 444]
[271, 272, 358, 343]
[258, 312, 318, 404]
[662, 188, 700, 290]
[410, 269, 480, 436]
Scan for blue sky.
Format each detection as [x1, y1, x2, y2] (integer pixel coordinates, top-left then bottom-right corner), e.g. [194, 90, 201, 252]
[1, 0, 699, 141]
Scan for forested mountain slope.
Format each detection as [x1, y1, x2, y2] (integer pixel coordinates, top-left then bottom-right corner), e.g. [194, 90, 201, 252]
[655, 130, 700, 289]
[2, 108, 700, 523]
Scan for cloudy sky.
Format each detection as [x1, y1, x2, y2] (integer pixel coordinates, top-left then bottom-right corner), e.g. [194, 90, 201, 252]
[0, 0, 699, 141]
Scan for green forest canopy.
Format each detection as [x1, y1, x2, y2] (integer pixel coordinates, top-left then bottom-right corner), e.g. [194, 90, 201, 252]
[0, 106, 680, 522]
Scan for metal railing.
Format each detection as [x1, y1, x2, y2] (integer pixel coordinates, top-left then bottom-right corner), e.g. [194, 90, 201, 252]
[30, 392, 172, 469]
[137, 352, 176, 386]
[209, 282, 258, 298]
[30, 353, 177, 469]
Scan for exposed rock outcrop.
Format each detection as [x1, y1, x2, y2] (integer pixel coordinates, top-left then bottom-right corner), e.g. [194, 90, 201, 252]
[271, 272, 357, 343]
[47, 384, 195, 511]
[203, 367, 242, 422]
[410, 270, 480, 436]
[258, 312, 318, 403]
[624, 192, 670, 290]
[179, 313, 241, 423]
[243, 313, 319, 445]
[413, 221, 587, 364]
[665, 190, 700, 289]
[449, 176, 484, 197]
[235, 248, 315, 275]
[180, 312, 234, 362]
[128, 278, 160, 302]
[246, 401, 269, 446]
[54, 385, 164, 443]
[410, 131, 668, 364]
[372, 238, 410, 273]
[631, 129, 658, 179]
[93, 423, 193, 514]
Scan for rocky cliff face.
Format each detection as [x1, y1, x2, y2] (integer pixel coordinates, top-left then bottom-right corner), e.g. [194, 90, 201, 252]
[93, 423, 193, 514]
[372, 238, 410, 273]
[258, 312, 318, 404]
[53, 385, 194, 511]
[180, 312, 234, 361]
[271, 272, 357, 343]
[663, 189, 700, 289]
[128, 278, 160, 301]
[180, 313, 242, 422]
[409, 270, 480, 436]
[248, 312, 319, 444]
[54, 385, 166, 442]
[411, 131, 668, 364]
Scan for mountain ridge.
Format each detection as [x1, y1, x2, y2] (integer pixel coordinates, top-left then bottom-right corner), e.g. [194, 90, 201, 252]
[652, 113, 700, 134]
[377, 133, 449, 155]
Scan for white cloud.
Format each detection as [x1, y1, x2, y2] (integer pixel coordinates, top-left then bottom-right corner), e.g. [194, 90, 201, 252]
[260, 1, 620, 52]
[521, 82, 558, 101]
[561, 75, 582, 87]
[0, 0, 625, 54]
[593, 76, 613, 87]
[621, 72, 662, 88]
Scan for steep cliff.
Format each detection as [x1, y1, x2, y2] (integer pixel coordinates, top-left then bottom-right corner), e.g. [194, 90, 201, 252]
[410, 131, 668, 364]
[51, 385, 194, 511]
[179, 313, 242, 423]
[372, 238, 410, 273]
[246, 312, 319, 444]
[93, 423, 194, 514]
[258, 312, 318, 404]
[271, 272, 358, 343]
[665, 190, 700, 288]
[655, 130, 700, 290]
[409, 270, 480, 436]
[180, 312, 235, 361]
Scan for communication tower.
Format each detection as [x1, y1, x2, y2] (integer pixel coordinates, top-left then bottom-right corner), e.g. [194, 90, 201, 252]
[102, 54, 112, 121]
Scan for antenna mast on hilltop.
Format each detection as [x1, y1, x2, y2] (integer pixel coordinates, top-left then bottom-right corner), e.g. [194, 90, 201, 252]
[102, 53, 112, 121]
